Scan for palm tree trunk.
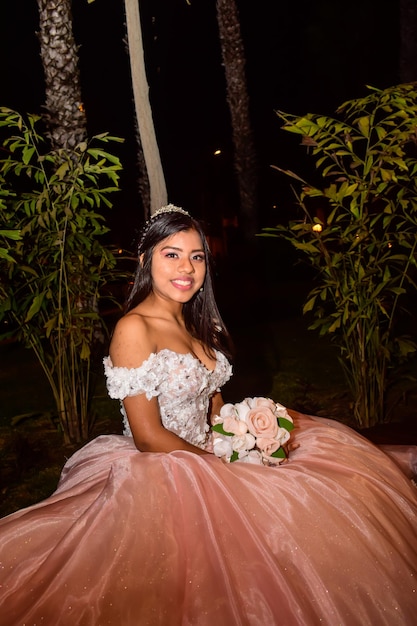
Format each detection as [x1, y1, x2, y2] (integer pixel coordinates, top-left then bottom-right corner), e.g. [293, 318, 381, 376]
[37, 0, 87, 149]
[216, 0, 259, 241]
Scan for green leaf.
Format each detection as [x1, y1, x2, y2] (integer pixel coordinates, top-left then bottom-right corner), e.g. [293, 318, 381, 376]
[271, 447, 286, 459]
[44, 316, 57, 338]
[25, 292, 45, 322]
[363, 155, 374, 176]
[0, 249, 16, 262]
[80, 340, 90, 360]
[357, 116, 370, 137]
[211, 423, 234, 437]
[22, 146, 36, 165]
[293, 241, 319, 254]
[328, 317, 341, 333]
[86, 148, 122, 166]
[55, 162, 70, 179]
[303, 296, 317, 314]
[0, 229, 21, 240]
[278, 416, 295, 432]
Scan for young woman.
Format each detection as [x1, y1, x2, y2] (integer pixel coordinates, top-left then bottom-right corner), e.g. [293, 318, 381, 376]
[107, 205, 232, 457]
[0, 205, 416, 625]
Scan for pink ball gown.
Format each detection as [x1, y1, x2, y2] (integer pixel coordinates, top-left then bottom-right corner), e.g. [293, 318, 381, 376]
[0, 349, 416, 625]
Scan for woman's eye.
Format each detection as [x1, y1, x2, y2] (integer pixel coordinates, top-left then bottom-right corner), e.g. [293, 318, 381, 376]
[164, 252, 205, 261]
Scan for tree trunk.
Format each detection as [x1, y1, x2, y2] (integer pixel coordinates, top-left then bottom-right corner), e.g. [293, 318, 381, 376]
[216, 0, 259, 241]
[37, 0, 87, 149]
[399, 0, 417, 82]
[124, 0, 167, 217]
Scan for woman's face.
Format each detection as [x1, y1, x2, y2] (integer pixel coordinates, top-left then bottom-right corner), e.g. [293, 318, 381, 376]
[149, 228, 206, 304]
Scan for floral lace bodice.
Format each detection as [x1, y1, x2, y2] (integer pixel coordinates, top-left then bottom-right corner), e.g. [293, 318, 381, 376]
[103, 349, 232, 449]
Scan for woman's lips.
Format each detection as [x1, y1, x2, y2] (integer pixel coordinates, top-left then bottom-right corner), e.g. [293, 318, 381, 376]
[171, 278, 194, 290]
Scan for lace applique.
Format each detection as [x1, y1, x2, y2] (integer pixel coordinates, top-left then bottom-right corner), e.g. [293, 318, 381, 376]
[104, 350, 232, 448]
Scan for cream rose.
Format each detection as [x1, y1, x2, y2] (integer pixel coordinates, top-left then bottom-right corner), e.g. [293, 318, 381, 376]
[256, 436, 281, 456]
[223, 415, 249, 436]
[247, 404, 279, 438]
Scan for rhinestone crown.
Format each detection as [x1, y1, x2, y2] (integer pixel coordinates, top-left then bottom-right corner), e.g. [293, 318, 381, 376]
[138, 204, 191, 252]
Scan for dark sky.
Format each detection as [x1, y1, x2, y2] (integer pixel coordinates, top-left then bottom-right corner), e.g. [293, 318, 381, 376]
[0, 0, 401, 247]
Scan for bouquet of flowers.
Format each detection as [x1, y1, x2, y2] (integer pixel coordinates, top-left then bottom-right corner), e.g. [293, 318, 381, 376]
[211, 397, 295, 465]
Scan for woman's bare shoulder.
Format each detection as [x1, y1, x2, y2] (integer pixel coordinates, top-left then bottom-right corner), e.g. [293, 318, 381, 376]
[114, 310, 150, 331]
[110, 312, 156, 367]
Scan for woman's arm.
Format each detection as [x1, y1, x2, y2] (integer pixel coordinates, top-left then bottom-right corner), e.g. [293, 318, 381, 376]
[122, 394, 209, 455]
[209, 391, 224, 425]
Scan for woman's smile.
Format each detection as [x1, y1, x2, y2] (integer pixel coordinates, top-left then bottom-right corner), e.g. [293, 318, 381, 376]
[171, 277, 195, 291]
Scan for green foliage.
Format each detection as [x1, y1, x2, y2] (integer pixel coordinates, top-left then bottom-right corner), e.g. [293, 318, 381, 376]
[263, 84, 417, 427]
[0, 107, 127, 443]
[0, 229, 21, 262]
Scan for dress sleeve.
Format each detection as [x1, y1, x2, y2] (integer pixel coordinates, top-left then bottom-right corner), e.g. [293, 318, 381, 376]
[103, 355, 160, 401]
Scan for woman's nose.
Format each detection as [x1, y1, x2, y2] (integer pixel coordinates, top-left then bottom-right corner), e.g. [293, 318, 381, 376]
[178, 257, 194, 273]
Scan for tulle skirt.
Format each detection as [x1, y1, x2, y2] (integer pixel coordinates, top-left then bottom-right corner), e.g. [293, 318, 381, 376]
[0, 413, 416, 625]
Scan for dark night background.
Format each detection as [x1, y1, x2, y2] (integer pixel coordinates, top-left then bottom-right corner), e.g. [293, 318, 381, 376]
[0, 0, 401, 250]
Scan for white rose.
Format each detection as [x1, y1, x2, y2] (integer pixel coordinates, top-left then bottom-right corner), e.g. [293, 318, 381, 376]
[219, 403, 237, 419]
[277, 427, 291, 446]
[232, 399, 252, 424]
[244, 397, 256, 409]
[231, 432, 256, 453]
[212, 436, 233, 460]
[275, 402, 292, 421]
[238, 450, 263, 464]
[248, 397, 277, 413]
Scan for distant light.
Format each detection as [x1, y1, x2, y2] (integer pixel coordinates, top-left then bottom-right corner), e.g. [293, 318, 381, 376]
[312, 224, 322, 232]
[118, 249, 123, 254]
[213, 149, 222, 156]
[387, 242, 392, 248]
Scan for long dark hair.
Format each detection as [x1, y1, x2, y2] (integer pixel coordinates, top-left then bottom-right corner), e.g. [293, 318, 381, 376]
[126, 209, 232, 359]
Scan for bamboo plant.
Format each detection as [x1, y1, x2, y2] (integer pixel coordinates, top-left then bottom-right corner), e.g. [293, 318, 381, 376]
[0, 108, 126, 443]
[263, 84, 417, 428]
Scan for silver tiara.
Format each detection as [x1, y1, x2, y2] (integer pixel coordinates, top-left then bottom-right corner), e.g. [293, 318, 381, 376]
[138, 204, 191, 252]
[152, 204, 190, 219]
